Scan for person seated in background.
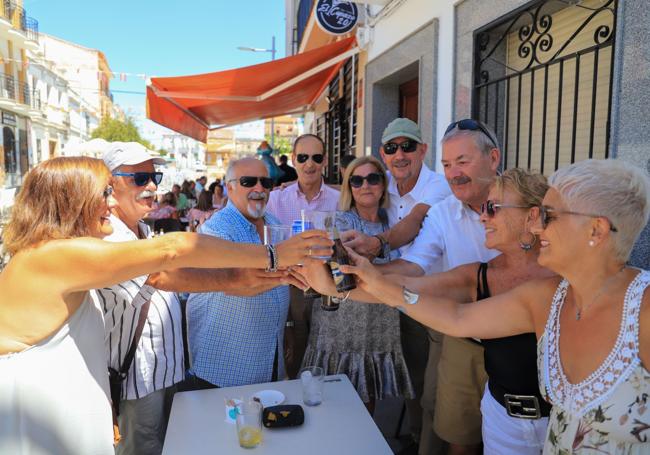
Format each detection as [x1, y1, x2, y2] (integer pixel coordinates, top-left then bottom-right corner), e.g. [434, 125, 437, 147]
[147, 192, 178, 220]
[173, 184, 188, 214]
[188, 190, 216, 232]
[277, 154, 298, 185]
[211, 182, 228, 210]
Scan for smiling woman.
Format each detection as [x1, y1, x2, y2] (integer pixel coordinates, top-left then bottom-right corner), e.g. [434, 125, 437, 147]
[0, 156, 332, 455]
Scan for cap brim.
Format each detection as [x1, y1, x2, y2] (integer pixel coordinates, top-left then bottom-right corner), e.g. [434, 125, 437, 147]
[120, 156, 167, 166]
[381, 132, 422, 144]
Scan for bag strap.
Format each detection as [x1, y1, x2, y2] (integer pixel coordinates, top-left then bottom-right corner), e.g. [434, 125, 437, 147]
[119, 298, 151, 376]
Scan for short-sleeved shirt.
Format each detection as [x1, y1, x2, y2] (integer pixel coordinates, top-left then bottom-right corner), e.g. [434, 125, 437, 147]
[266, 180, 340, 225]
[401, 194, 499, 274]
[386, 164, 451, 254]
[186, 202, 290, 387]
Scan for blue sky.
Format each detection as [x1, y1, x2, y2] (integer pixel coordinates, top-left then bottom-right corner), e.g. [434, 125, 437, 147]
[25, 0, 287, 141]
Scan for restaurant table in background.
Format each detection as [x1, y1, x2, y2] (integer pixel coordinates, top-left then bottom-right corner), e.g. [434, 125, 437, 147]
[162, 374, 392, 454]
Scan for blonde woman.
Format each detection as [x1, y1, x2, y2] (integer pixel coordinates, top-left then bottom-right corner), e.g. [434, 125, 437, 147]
[301, 155, 414, 413]
[0, 157, 331, 455]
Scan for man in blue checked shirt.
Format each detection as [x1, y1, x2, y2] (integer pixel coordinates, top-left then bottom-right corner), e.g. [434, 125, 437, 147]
[185, 158, 291, 389]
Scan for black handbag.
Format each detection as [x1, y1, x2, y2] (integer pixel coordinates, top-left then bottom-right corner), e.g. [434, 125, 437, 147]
[108, 299, 151, 416]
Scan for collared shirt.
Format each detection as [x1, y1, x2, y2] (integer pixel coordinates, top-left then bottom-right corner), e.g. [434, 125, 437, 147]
[266, 180, 340, 225]
[401, 194, 500, 274]
[98, 215, 184, 400]
[386, 164, 451, 254]
[186, 202, 290, 387]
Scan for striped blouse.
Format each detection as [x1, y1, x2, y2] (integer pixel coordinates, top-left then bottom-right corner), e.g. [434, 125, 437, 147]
[98, 215, 184, 400]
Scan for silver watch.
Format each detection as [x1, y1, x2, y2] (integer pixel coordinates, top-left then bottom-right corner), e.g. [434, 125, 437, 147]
[402, 286, 419, 305]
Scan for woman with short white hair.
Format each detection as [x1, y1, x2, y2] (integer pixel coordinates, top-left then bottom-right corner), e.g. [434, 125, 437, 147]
[341, 159, 650, 453]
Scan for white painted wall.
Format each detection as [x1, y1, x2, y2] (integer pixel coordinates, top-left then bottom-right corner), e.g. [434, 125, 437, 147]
[365, 0, 459, 171]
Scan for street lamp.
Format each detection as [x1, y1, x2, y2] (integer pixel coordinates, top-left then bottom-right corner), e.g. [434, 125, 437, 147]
[237, 36, 277, 149]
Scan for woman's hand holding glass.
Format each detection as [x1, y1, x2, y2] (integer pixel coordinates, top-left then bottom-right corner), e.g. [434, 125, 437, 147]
[290, 260, 338, 296]
[338, 247, 384, 295]
[274, 230, 333, 269]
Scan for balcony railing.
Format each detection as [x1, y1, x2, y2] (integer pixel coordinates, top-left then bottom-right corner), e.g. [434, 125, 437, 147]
[296, 0, 315, 51]
[1, 1, 39, 42]
[0, 73, 35, 107]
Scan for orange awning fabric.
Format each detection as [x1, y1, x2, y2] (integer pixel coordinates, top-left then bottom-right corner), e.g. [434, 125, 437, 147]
[146, 37, 358, 142]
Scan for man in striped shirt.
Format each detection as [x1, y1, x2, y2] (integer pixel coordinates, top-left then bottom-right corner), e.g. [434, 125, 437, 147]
[101, 144, 300, 455]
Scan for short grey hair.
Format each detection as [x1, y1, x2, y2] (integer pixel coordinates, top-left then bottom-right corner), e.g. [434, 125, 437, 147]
[441, 121, 500, 156]
[549, 159, 650, 262]
[225, 157, 267, 186]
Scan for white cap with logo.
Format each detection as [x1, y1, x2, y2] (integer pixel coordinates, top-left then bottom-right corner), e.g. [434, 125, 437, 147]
[102, 141, 166, 172]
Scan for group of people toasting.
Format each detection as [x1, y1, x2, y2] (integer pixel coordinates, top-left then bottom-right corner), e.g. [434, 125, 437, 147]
[0, 116, 649, 455]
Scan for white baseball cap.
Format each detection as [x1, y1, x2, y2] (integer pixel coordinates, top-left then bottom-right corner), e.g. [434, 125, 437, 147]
[102, 141, 166, 172]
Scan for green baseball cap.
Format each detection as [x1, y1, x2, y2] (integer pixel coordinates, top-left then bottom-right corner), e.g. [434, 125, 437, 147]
[381, 118, 423, 144]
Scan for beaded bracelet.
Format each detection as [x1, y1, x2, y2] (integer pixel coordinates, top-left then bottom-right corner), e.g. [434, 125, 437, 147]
[266, 244, 278, 272]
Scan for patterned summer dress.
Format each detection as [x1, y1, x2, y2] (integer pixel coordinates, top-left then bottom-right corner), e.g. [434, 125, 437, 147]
[302, 209, 414, 403]
[538, 270, 650, 454]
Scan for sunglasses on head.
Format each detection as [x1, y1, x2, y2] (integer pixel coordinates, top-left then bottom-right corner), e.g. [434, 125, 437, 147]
[538, 205, 618, 232]
[382, 139, 418, 155]
[228, 176, 274, 189]
[445, 119, 497, 148]
[480, 200, 530, 217]
[112, 171, 163, 187]
[296, 153, 324, 164]
[349, 173, 383, 188]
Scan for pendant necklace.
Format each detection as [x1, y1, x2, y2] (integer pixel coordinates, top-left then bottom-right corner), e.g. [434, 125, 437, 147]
[574, 266, 626, 321]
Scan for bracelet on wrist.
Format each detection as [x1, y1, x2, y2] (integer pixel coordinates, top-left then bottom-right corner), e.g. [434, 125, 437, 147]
[266, 244, 278, 272]
[373, 234, 387, 258]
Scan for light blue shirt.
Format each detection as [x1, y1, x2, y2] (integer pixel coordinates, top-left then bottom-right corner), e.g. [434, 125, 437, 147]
[187, 202, 289, 387]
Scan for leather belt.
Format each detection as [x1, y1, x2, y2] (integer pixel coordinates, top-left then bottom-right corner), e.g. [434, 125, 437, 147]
[489, 382, 551, 419]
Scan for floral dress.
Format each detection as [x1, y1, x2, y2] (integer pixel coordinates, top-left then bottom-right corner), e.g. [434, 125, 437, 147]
[538, 270, 650, 454]
[301, 209, 414, 403]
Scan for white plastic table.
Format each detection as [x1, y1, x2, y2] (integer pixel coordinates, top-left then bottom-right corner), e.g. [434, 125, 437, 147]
[162, 374, 392, 454]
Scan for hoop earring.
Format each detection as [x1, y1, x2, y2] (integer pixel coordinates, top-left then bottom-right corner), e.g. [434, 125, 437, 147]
[519, 231, 537, 252]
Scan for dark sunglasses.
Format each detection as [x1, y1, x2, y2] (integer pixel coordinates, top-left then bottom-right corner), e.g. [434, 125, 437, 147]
[112, 171, 163, 187]
[445, 119, 497, 148]
[349, 173, 383, 188]
[480, 200, 530, 217]
[228, 176, 274, 189]
[538, 205, 618, 232]
[382, 139, 418, 155]
[296, 153, 324, 164]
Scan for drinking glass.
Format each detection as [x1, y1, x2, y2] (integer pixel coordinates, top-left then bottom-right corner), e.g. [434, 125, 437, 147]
[263, 225, 292, 245]
[299, 366, 325, 406]
[236, 400, 263, 449]
[307, 210, 337, 259]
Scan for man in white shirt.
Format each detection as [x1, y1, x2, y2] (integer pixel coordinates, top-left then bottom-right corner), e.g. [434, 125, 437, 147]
[381, 119, 502, 455]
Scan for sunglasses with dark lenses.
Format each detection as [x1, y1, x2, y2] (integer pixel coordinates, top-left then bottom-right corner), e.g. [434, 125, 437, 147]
[349, 173, 383, 188]
[538, 206, 618, 232]
[102, 186, 114, 201]
[229, 176, 274, 189]
[382, 140, 418, 155]
[112, 171, 164, 187]
[480, 200, 530, 217]
[445, 119, 497, 148]
[296, 153, 324, 164]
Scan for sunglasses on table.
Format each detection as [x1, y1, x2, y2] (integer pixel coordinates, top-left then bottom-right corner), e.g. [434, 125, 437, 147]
[112, 171, 163, 187]
[538, 205, 618, 232]
[296, 153, 324, 164]
[445, 119, 497, 148]
[382, 139, 419, 155]
[228, 176, 274, 189]
[480, 200, 530, 217]
[349, 173, 383, 188]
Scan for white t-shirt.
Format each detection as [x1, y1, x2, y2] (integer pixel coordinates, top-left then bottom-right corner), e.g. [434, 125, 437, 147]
[401, 194, 500, 274]
[386, 164, 451, 254]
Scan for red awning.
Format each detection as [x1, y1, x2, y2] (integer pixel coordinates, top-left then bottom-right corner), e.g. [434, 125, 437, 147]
[146, 37, 358, 142]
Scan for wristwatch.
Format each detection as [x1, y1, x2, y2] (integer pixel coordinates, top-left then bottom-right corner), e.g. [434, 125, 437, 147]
[402, 286, 419, 305]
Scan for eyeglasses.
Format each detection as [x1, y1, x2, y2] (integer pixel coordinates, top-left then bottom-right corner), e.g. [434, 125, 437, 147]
[112, 171, 163, 187]
[296, 153, 324, 164]
[382, 139, 418, 155]
[480, 200, 530, 217]
[349, 173, 383, 188]
[538, 205, 618, 232]
[228, 176, 274, 189]
[102, 186, 113, 201]
[445, 119, 497, 148]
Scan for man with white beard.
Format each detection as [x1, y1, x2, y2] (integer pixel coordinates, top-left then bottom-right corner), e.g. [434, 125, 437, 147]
[185, 158, 292, 389]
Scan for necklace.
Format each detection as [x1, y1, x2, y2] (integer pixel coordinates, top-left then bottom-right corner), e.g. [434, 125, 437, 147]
[574, 266, 626, 321]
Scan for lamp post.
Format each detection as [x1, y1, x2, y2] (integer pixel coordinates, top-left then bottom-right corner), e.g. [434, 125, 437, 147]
[237, 36, 277, 149]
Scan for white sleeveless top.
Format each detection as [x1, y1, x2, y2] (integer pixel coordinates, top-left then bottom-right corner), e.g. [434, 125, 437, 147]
[538, 270, 650, 454]
[0, 291, 114, 455]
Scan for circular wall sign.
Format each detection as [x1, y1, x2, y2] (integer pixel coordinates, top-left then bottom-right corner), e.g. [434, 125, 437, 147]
[315, 0, 359, 35]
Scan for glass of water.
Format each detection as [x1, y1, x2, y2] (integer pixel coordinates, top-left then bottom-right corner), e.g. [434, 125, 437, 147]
[263, 225, 292, 245]
[299, 366, 325, 406]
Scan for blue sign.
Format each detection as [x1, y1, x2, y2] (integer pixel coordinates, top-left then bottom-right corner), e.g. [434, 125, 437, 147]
[315, 0, 359, 35]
